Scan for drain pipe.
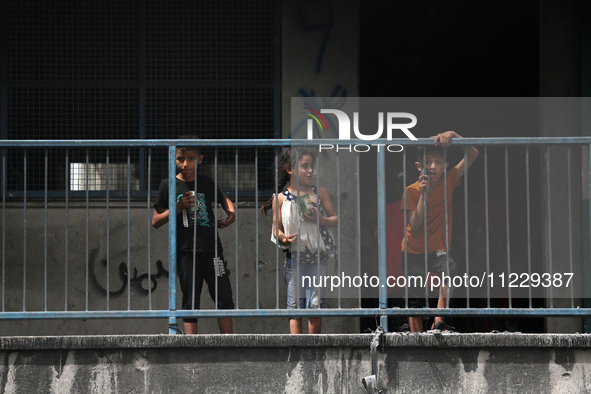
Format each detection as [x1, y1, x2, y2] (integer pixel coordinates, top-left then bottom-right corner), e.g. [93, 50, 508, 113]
[362, 327, 384, 393]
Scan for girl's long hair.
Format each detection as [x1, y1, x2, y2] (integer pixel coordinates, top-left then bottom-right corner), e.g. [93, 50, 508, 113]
[260, 147, 316, 216]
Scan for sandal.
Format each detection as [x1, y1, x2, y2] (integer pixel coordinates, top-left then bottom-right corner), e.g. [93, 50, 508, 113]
[432, 321, 457, 333]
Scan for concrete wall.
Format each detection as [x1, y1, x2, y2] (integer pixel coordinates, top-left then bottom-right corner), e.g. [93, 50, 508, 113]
[281, 0, 359, 137]
[2, 333, 591, 393]
[0, 201, 358, 335]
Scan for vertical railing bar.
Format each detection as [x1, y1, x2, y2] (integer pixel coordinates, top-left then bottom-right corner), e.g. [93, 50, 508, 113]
[106, 149, 110, 310]
[356, 151, 361, 308]
[236, 148, 240, 310]
[168, 145, 178, 334]
[65, 149, 69, 311]
[147, 148, 152, 310]
[336, 149, 341, 308]
[546, 147, 553, 307]
[526, 147, 532, 307]
[192, 147, 198, 312]
[255, 148, 259, 309]
[314, 147, 320, 314]
[22, 150, 27, 312]
[274, 148, 279, 309]
[423, 149, 428, 309]
[1, 149, 5, 312]
[484, 147, 490, 308]
[377, 147, 388, 331]
[403, 149, 408, 308]
[443, 148, 449, 309]
[127, 149, 131, 311]
[44, 149, 48, 311]
[567, 147, 574, 307]
[214, 148, 219, 310]
[315, 149, 321, 303]
[85, 149, 89, 311]
[464, 147, 470, 308]
[505, 147, 511, 308]
[588, 145, 591, 317]
[296, 148, 301, 309]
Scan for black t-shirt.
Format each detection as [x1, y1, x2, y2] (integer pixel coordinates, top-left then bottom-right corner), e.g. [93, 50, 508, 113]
[154, 175, 226, 253]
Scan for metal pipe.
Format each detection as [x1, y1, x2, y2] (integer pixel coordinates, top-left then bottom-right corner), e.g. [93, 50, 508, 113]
[589, 145, 591, 313]
[356, 151, 361, 308]
[147, 148, 152, 310]
[336, 151, 342, 308]
[191, 147, 198, 311]
[255, 148, 259, 309]
[403, 149, 408, 308]
[168, 145, 178, 334]
[127, 149, 131, 310]
[546, 147, 553, 307]
[85, 150, 89, 311]
[274, 148, 279, 309]
[44, 149, 48, 311]
[464, 148, 470, 307]
[505, 147, 511, 307]
[106, 149, 110, 310]
[377, 147, 388, 331]
[215, 148, 219, 309]
[236, 148, 240, 310]
[22, 150, 27, 312]
[567, 147, 574, 307]
[526, 147, 532, 307]
[64, 150, 69, 311]
[0, 307, 590, 320]
[484, 147, 490, 307]
[443, 148, 449, 309]
[4, 137, 591, 148]
[423, 149, 428, 309]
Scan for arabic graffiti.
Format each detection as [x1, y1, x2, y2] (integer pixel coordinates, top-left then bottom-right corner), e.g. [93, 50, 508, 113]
[89, 248, 169, 297]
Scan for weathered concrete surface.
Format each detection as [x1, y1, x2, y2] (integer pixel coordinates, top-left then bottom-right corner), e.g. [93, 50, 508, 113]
[1, 333, 591, 393]
[0, 202, 358, 336]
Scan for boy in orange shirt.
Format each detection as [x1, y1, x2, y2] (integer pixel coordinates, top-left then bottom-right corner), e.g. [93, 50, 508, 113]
[401, 131, 479, 332]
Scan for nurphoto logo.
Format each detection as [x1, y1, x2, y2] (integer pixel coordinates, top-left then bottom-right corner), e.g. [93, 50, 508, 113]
[304, 107, 417, 153]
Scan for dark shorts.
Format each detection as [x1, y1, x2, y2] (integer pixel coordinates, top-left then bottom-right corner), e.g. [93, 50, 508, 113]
[401, 251, 458, 308]
[177, 250, 234, 323]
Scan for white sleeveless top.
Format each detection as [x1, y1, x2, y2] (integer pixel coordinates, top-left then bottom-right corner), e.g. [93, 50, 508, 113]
[271, 186, 334, 256]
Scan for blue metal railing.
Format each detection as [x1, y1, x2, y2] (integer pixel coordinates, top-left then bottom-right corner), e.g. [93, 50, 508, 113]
[0, 138, 590, 334]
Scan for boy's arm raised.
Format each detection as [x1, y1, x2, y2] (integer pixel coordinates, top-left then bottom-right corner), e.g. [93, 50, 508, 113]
[433, 131, 479, 178]
[217, 194, 236, 229]
[152, 207, 169, 228]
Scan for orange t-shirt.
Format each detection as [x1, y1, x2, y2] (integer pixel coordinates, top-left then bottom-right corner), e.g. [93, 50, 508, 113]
[400, 167, 460, 254]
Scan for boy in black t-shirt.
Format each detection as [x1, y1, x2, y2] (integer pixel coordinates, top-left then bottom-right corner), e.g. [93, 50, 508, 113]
[152, 136, 236, 334]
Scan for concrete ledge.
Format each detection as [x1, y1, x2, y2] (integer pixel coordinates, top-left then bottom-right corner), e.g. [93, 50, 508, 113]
[2, 333, 591, 350]
[3, 334, 591, 392]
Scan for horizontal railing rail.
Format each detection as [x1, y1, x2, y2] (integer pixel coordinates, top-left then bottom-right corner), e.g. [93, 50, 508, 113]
[2, 137, 591, 147]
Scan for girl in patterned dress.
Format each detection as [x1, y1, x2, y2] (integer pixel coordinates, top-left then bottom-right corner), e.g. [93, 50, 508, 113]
[261, 147, 337, 334]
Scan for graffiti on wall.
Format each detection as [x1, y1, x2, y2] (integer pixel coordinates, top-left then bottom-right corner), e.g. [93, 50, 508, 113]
[89, 248, 168, 297]
[295, 0, 334, 74]
[290, 0, 350, 140]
